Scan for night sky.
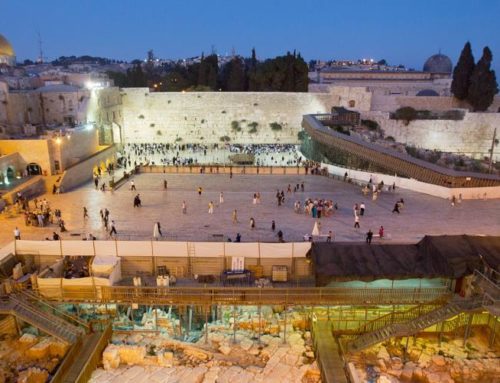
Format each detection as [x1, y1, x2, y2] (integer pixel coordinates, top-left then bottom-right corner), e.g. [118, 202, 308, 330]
[2, 0, 499, 72]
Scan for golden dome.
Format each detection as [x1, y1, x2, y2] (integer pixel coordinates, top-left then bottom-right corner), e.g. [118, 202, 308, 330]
[0, 34, 15, 57]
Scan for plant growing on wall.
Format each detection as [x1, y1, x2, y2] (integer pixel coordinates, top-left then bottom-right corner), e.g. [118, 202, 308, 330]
[201, 119, 205, 124]
[221, 110, 226, 114]
[231, 121, 241, 132]
[248, 121, 258, 128]
[297, 130, 307, 141]
[175, 137, 182, 142]
[156, 130, 162, 136]
[248, 126, 258, 134]
[220, 135, 231, 142]
[138, 114, 145, 119]
[150, 123, 155, 127]
[269, 122, 282, 131]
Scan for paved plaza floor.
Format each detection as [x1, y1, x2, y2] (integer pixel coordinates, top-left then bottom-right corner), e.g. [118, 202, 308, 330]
[1, 173, 499, 248]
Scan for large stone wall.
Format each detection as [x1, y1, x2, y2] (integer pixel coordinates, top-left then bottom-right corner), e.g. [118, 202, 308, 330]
[119, 87, 371, 144]
[363, 111, 500, 161]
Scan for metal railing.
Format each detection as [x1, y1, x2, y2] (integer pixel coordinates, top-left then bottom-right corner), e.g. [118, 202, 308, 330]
[36, 285, 452, 306]
[75, 324, 113, 383]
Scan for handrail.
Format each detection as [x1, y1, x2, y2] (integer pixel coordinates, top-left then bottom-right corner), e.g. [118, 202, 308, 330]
[474, 270, 500, 298]
[18, 290, 89, 330]
[75, 324, 113, 383]
[37, 285, 452, 305]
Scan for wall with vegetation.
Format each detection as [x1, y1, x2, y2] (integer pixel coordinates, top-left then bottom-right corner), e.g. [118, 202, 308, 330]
[119, 87, 371, 144]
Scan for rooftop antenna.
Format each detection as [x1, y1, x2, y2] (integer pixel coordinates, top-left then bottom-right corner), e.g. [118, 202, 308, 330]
[37, 31, 44, 63]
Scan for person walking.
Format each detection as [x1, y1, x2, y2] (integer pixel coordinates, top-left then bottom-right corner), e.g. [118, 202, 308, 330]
[232, 209, 238, 223]
[366, 229, 373, 244]
[360, 202, 365, 216]
[14, 227, 21, 240]
[163, 179, 168, 190]
[379, 226, 384, 239]
[219, 192, 224, 204]
[130, 180, 136, 191]
[197, 186, 202, 196]
[94, 177, 99, 190]
[182, 201, 187, 214]
[208, 201, 214, 214]
[250, 217, 255, 229]
[392, 202, 400, 214]
[354, 215, 360, 229]
[110, 221, 117, 237]
[83, 206, 89, 220]
[271, 220, 276, 231]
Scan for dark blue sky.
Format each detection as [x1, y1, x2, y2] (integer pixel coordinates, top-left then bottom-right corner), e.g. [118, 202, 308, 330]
[2, 0, 499, 72]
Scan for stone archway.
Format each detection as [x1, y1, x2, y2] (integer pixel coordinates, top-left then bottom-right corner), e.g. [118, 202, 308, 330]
[26, 163, 42, 175]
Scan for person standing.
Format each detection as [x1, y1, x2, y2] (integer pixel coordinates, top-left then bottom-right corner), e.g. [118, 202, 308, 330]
[94, 177, 99, 190]
[232, 209, 238, 223]
[83, 206, 89, 220]
[163, 180, 168, 190]
[130, 180, 136, 191]
[379, 226, 384, 239]
[208, 201, 214, 214]
[250, 217, 255, 229]
[14, 227, 21, 240]
[110, 220, 117, 237]
[219, 192, 224, 204]
[326, 230, 333, 243]
[360, 202, 365, 216]
[253, 193, 257, 205]
[182, 201, 187, 214]
[271, 220, 276, 231]
[366, 229, 373, 244]
[354, 215, 360, 229]
[153, 222, 162, 240]
[198, 186, 203, 196]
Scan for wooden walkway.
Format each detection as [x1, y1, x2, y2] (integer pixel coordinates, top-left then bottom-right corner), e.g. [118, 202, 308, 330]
[312, 321, 348, 383]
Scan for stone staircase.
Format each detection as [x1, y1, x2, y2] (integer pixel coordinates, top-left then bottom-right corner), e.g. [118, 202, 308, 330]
[0, 293, 86, 343]
[346, 297, 483, 353]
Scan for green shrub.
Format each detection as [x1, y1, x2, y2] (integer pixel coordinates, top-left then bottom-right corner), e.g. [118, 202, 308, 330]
[392, 107, 417, 123]
[231, 121, 241, 132]
[175, 137, 182, 142]
[248, 126, 258, 134]
[297, 131, 307, 141]
[138, 114, 145, 119]
[220, 135, 230, 142]
[270, 122, 282, 131]
[248, 121, 258, 129]
[150, 123, 155, 127]
[361, 119, 379, 130]
[156, 130, 162, 136]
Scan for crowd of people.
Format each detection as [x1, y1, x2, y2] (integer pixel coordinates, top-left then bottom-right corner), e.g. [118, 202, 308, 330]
[120, 143, 303, 168]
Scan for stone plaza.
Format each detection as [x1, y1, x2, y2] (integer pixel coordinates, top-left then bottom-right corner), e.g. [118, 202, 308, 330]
[1, 172, 499, 248]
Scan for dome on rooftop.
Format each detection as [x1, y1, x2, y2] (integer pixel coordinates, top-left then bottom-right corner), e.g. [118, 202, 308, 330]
[0, 34, 16, 66]
[423, 53, 452, 74]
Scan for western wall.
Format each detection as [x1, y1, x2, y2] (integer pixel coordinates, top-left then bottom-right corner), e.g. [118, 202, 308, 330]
[118, 87, 372, 144]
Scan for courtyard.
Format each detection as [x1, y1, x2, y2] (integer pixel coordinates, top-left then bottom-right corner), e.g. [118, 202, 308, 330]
[1, 172, 499, 248]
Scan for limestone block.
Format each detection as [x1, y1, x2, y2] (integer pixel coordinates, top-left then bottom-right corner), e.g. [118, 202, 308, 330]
[290, 344, 306, 355]
[17, 367, 49, 383]
[26, 339, 51, 360]
[303, 331, 311, 341]
[157, 351, 173, 367]
[48, 338, 69, 358]
[377, 358, 387, 372]
[389, 357, 403, 370]
[377, 346, 390, 360]
[103, 345, 120, 370]
[411, 367, 424, 382]
[218, 344, 232, 355]
[305, 351, 314, 358]
[117, 345, 146, 365]
[149, 367, 174, 383]
[181, 366, 208, 383]
[201, 366, 220, 383]
[18, 333, 38, 345]
[431, 355, 446, 367]
[239, 338, 253, 351]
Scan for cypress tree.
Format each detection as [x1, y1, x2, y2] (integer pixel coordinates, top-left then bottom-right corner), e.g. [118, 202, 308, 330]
[451, 42, 475, 100]
[467, 47, 498, 111]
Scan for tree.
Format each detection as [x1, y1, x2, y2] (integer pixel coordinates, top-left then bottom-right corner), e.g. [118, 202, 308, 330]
[467, 47, 498, 111]
[222, 57, 246, 91]
[451, 42, 475, 100]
